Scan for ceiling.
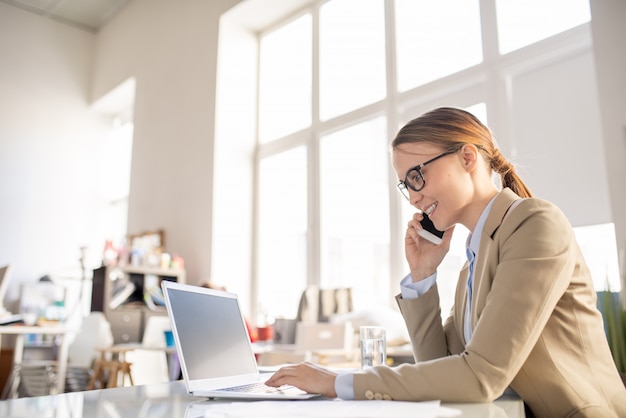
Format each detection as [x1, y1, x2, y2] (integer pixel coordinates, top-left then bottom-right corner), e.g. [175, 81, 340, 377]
[0, 0, 131, 32]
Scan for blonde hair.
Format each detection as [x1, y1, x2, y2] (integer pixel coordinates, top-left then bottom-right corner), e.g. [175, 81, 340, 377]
[391, 107, 532, 198]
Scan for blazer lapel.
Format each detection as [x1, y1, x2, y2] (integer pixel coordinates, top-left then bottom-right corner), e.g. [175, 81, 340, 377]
[456, 261, 471, 345]
[467, 188, 520, 336]
[482, 188, 520, 240]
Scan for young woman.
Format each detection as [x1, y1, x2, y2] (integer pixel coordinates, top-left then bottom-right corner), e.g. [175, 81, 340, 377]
[266, 107, 626, 417]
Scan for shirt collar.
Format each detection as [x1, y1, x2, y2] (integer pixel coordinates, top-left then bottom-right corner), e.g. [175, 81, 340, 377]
[466, 194, 498, 256]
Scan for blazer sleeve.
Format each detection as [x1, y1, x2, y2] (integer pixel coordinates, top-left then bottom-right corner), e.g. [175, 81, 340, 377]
[395, 284, 465, 362]
[353, 198, 576, 402]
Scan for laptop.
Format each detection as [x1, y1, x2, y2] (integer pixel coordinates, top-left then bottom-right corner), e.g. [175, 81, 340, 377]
[161, 280, 319, 399]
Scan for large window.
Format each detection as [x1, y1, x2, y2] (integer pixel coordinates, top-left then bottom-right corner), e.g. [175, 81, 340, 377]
[319, 117, 390, 308]
[394, 0, 483, 92]
[257, 147, 308, 319]
[215, 0, 616, 323]
[495, 0, 591, 54]
[259, 15, 311, 143]
[319, 0, 386, 120]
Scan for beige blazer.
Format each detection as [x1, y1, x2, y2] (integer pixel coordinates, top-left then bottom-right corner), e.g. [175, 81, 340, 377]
[353, 188, 626, 418]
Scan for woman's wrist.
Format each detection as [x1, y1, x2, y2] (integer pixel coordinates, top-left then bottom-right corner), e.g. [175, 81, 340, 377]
[410, 267, 436, 282]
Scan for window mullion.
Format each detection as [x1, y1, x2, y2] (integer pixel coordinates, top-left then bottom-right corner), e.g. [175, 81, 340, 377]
[479, 0, 509, 156]
[250, 35, 262, 327]
[308, 4, 321, 290]
[479, 0, 500, 64]
[385, 0, 404, 302]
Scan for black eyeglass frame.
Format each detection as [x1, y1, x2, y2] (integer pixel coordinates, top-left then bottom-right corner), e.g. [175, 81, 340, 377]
[397, 150, 457, 200]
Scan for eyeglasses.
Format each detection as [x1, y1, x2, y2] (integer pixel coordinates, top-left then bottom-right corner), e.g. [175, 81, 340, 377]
[397, 150, 457, 200]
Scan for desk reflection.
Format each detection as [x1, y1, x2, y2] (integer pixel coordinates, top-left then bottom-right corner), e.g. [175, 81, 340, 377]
[0, 380, 525, 418]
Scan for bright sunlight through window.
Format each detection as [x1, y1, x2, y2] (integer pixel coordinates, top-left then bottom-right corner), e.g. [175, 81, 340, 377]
[257, 147, 308, 319]
[496, 0, 591, 54]
[259, 15, 311, 143]
[319, 117, 390, 310]
[395, 0, 483, 92]
[319, 0, 386, 120]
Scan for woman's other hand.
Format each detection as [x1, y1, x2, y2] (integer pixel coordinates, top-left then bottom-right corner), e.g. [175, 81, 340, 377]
[265, 362, 338, 398]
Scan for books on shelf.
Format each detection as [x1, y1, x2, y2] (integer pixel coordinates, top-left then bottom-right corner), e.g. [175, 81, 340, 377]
[109, 281, 136, 310]
[106, 269, 179, 312]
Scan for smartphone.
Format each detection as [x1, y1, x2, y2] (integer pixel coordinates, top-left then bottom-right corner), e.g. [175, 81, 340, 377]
[417, 213, 444, 245]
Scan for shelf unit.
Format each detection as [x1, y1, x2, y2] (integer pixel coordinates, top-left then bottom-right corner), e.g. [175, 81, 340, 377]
[93, 266, 185, 344]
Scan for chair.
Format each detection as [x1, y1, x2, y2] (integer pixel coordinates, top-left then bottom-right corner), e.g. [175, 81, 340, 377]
[88, 347, 133, 389]
[141, 315, 171, 348]
[121, 315, 172, 386]
[296, 286, 353, 323]
[88, 315, 173, 389]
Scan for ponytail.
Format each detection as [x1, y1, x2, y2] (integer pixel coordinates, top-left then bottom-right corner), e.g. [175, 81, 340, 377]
[489, 149, 533, 198]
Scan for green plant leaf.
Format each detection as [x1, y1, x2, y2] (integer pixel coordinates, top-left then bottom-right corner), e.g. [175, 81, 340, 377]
[600, 291, 626, 373]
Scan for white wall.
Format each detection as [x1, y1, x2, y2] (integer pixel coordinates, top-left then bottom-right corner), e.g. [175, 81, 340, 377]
[509, 50, 608, 227]
[590, 0, 626, 293]
[0, 3, 113, 310]
[92, 0, 241, 284]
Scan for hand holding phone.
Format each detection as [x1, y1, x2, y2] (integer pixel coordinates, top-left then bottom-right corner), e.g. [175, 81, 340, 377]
[417, 213, 444, 245]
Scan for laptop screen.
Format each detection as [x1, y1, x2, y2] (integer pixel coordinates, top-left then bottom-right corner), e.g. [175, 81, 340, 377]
[166, 286, 257, 381]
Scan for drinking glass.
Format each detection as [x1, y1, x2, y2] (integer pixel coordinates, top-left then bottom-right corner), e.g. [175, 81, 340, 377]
[360, 326, 386, 369]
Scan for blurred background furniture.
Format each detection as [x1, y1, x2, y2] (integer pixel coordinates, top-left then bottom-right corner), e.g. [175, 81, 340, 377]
[296, 321, 356, 365]
[0, 280, 77, 399]
[88, 346, 134, 389]
[296, 286, 353, 323]
[88, 315, 175, 389]
[92, 265, 185, 344]
[0, 265, 12, 319]
[255, 321, 356, 367]
[0, 324, 73, 398]
[123, 315, 173, 386]
[6, 310, 111, 397]
[65, 312, 113, 392]
[255, 285, 415, 367]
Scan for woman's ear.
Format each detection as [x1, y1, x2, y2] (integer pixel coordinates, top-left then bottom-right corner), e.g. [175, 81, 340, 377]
[460, 144, 479, 172]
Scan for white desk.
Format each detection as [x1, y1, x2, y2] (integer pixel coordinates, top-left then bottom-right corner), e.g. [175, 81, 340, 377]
[0, 324, 74, 397]
[0, 380, 526, 418]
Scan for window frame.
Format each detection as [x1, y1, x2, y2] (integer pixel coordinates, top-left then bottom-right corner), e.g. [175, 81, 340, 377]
[215, 0, 599, 322]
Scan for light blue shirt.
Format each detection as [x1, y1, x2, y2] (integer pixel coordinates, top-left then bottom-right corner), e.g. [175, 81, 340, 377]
[464, 196, 496, 342]
[335, 196, 497, 400]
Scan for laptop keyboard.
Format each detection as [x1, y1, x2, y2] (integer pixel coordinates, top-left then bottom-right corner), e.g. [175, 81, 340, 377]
[217, 382, 296, 394]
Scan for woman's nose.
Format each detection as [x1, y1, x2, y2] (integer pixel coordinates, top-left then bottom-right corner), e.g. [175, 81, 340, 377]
[408, 188, 423, 207]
